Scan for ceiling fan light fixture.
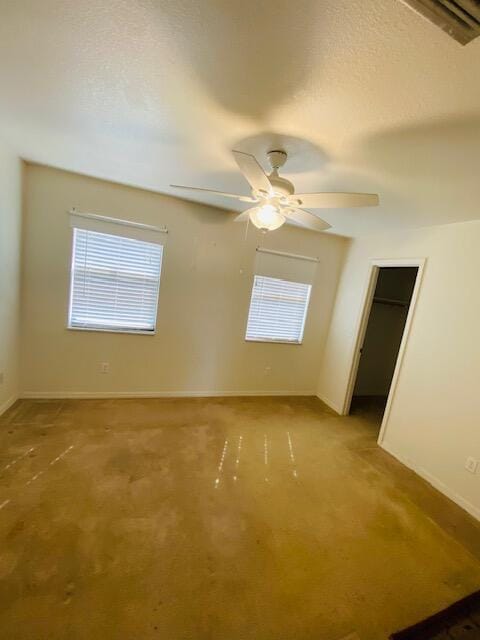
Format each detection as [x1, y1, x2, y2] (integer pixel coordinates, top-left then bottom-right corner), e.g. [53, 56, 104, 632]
[249, 203, 286, 232]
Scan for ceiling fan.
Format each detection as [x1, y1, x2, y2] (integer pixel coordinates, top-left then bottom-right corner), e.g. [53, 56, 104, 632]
[171, 149, 379, 233]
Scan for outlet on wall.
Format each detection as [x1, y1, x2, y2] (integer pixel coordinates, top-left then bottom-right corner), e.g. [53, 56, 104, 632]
[465, 456, 478, 474]
[100, 362, 110, 374]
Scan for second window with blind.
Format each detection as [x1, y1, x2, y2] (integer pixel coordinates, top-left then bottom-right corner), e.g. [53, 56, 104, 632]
[245, 249, 317, 344]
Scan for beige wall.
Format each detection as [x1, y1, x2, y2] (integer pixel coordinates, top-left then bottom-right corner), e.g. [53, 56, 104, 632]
[21, 164, 348, 397]
[317, 220, 480, 519]
[0, 140, 22, 414]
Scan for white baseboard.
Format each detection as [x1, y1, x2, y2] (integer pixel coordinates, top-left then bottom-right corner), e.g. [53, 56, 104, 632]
[315, 392, 342, 415]
[382, 440, 480, 522]
[21, 389, 316, 400]
[0, 395, 18, 417]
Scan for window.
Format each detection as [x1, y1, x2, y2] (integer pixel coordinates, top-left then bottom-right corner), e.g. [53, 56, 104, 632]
[68, 228, 163, 334]
[245, 275, 312, 344]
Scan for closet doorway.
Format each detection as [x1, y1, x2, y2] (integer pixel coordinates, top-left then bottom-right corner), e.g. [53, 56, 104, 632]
[346, 262, 423, 439]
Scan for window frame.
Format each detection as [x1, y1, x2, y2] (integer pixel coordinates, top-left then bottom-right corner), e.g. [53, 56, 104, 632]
[66, 227, 163, 336]
[244, 274, 312, 345]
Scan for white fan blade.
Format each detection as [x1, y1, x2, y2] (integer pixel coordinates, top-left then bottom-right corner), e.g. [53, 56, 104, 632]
[234, 211, 249, 222]
[170, 184, 255, 203]
[232, 150, 272, 195]
[292, 192, 379, 208]
[284, 208, 331, 232]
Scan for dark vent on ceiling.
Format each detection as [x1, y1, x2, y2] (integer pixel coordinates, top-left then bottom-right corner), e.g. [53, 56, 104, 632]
[401, 0, 480, 44]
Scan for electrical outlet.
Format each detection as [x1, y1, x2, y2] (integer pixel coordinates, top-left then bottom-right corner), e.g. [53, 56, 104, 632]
[100, 362, 109, 374]
[465, 457, 478, 474]
[264, 365, 271, 375]
[0, 372, 4, 385]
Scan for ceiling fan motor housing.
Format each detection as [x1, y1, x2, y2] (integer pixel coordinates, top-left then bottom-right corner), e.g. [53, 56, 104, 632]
[266, 150, 294, 197]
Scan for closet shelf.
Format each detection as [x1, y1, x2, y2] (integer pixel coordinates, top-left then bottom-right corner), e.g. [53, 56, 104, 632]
[373, 296, 409, 307]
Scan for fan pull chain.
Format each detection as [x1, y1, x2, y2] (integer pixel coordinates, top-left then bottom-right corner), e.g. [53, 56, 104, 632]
[244, 212, 250, 242]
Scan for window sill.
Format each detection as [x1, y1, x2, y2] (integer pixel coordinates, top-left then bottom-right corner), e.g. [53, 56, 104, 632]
[245, 338, 303, 345]
[67, 326, 156, 336]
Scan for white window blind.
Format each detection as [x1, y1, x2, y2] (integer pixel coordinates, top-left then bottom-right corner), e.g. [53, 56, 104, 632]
[245, 275, 312, 344]
[68, 228, 163, 333]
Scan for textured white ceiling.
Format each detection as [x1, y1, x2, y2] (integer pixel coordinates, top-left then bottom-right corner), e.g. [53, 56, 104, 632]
[0, 0, 479, 237]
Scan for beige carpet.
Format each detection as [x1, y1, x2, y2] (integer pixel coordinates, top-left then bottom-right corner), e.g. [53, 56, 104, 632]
[0, 397, 479, 640]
